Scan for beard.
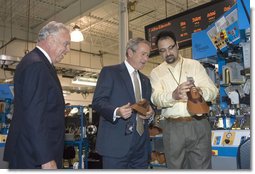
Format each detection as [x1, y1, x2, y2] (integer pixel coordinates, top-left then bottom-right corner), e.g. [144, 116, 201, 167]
[165, 55, 177, 64]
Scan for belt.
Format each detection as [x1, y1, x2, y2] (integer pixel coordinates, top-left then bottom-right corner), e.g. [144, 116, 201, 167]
[165, 115, 207, 122]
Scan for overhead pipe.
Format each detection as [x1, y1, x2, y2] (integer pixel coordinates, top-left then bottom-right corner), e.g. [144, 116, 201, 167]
[129, 10, 155, 22]
[119, 0, 129, 62]
[0, 37, 102, 57]
[0, 37, 16, 50]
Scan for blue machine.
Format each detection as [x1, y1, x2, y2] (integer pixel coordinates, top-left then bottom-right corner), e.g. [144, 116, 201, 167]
[192, 0, 250, 109]
[0, 84, 14, 100]
[211, 129, 250, 169]
[0, 83, 14, 130]
[0, 84, 14, 146]
[192, 0, 250, 60]
[191, 0, 250, 170]
[0, 84, 14, 168]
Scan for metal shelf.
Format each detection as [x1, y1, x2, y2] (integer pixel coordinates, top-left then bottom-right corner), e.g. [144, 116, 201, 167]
[64, 105, 89, 169]
[150, 134, 167, 168]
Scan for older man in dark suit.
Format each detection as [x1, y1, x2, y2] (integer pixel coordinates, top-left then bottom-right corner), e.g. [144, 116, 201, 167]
[92, 37, 154, 169]
[3, 21, 71, 169]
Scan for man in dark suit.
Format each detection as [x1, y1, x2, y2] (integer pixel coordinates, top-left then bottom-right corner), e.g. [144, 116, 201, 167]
[92, 37, 154, 169]
[3, 21, 71, 169]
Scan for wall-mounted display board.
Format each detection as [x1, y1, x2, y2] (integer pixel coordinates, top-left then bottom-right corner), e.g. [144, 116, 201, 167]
[145, 0, 236, 57]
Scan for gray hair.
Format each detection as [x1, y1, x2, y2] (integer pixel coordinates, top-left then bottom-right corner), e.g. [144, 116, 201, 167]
[126, 37, 150, 57]
[37, 21, 70, 42]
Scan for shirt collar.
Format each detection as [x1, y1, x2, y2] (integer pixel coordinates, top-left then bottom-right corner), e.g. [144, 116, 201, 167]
[124, 59, 136, 74]
[36, 46, 53, 64]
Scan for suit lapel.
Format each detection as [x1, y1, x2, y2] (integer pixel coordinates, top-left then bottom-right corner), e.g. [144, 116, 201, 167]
[51, 65, 63, 90]
[139, 72, 147, 99]
[34, 48, 63, 92]
[119, 63, 136, 103]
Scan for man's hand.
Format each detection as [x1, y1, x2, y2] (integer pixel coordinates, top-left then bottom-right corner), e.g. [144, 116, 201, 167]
[116, 103, 133, 119]
[138, 105, 155, 120]
[41, 160, 57, 169]
[196, 87, 203, 96]
[172, 81, 194, 100]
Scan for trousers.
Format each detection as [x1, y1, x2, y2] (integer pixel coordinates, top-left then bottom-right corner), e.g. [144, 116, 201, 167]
[160, 117, 212, 169]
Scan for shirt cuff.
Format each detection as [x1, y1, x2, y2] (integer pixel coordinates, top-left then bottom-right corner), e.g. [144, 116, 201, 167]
[113, 107, 121, 121]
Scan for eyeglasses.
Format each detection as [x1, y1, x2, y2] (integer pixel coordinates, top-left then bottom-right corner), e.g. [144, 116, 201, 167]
[158, 43, 176, 54]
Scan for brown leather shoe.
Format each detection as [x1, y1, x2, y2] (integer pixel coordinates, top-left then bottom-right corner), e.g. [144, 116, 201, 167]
[149, 126, 162, 137]
[187, 86, 209, 115]
[131, 99, 149, 116]
[157, 152, 166, 164]
[150, 151, 166, 164]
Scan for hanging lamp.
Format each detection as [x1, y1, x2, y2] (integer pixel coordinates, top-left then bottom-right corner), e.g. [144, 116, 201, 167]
[71, 0, 84, 42]
[71, 25, 84, 42]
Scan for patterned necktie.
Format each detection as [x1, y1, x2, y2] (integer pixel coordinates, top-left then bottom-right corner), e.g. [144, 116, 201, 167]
[133, 70, 144, 136]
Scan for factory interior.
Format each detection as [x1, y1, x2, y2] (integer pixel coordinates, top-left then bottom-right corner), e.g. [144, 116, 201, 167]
[0, 0, 252, 170]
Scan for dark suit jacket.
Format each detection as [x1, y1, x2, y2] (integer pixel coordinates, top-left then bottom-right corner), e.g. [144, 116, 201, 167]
[92, 62, 152, 158]
[3, 47, 65, 169]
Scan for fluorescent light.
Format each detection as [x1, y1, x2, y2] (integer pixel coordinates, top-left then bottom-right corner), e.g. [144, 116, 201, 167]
[4, 78, 13, 83]
[72, 76, 97, 86]
[70, 25, 84, 42]
[62, 90, 71, 96]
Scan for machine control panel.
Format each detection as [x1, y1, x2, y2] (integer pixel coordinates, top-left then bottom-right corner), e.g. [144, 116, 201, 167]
[211, 130, 250, 157]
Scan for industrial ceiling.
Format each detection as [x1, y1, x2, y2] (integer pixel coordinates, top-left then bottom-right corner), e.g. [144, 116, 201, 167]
[0, 0, 211, 55]
[0, 0, 211, 93]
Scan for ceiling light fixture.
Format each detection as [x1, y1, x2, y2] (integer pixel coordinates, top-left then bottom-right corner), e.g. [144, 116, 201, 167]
[71, 25, 84, 42]
[71, 0, 84, 42]
[72, 76, 97, 86]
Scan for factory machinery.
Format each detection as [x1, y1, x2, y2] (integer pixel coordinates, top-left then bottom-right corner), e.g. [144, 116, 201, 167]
[0, 84, 14, 168]
[192, 0, 250, 169]
[0, 0, 251, 170]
